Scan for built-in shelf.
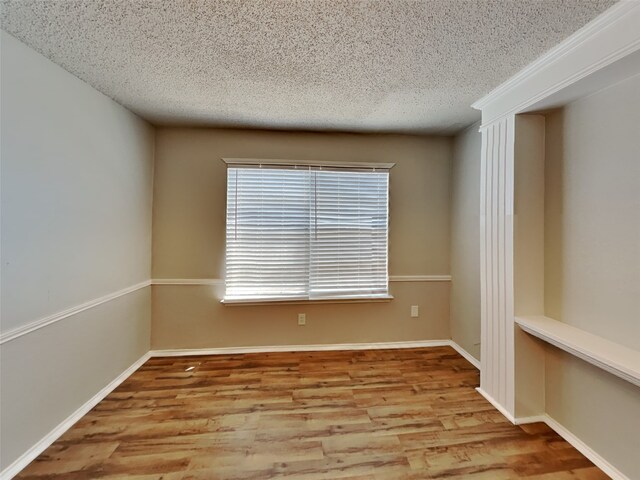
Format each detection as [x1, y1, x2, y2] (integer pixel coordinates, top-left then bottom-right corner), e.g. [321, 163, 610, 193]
[515, 316, 640, 388]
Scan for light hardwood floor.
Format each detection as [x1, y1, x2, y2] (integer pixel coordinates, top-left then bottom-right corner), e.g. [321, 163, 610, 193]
[16, 347, 608, 479]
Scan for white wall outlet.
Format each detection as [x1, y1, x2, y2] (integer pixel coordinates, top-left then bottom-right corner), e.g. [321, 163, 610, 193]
[298, 313, 306, 325]
[410, 305, 419, 318]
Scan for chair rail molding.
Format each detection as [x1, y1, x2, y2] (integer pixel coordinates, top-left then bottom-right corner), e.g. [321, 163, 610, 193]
[0, 281, 151, 344]
[150, 276, 451, 286]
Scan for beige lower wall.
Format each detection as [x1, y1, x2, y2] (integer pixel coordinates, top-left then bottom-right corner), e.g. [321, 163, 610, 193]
[152, 282, 450, 349]
[0, 288, 150, 471]
[544, 75, 640, 348]
[546, 346, 640, 478]
[450, 122, 481, 360]
[542, 74, 640, 478]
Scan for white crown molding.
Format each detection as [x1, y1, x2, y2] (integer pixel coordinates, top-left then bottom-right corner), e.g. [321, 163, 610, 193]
[473, 1, 640, 126]
[472, 0, 638, 109]
[151, 276, 451, 286]
[0, 281, 151, 345]
[0, 352, 151, 480]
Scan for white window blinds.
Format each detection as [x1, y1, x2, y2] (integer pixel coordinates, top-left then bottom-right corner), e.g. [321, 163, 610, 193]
[225, 163, 390, 302]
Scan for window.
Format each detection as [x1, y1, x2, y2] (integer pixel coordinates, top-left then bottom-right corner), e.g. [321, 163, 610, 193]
[224, 159, 392, 303]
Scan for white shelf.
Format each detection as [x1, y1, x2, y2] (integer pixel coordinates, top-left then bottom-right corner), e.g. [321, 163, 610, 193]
[515, 316, 640, 388]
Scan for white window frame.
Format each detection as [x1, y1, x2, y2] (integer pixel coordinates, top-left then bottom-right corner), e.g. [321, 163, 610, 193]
[222, 158, 394, 305]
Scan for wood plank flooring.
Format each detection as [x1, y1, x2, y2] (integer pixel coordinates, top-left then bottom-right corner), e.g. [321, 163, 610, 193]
[16, 347, 609, 479]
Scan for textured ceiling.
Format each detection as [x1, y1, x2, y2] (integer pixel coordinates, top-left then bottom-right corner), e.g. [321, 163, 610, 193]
[0, 0, 616, 134]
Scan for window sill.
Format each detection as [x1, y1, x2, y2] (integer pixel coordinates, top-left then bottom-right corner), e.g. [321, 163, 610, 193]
[221, 295, 394, 306]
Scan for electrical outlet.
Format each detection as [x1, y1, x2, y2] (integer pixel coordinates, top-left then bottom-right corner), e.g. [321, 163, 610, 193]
[410, 305, 419, 318]
[298, 313, 306, 325]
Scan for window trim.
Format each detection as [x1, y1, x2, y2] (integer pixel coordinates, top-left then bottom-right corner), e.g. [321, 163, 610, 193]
[221, 294, 394, 306]
[222, 158, 395, 170]
[223, 159, 393, 303]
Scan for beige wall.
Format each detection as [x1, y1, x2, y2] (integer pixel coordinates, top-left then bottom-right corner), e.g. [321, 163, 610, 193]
[0, 32, 154, 470]
[450, 122, 481, 360]
[545, 75, 640, 348]
[544, 74, 640, 478]
[513, 115, 547, 418]
[152, 128, 452, 349]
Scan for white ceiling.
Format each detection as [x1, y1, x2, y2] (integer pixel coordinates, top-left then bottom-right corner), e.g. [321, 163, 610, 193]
[0, 0, 616, 134]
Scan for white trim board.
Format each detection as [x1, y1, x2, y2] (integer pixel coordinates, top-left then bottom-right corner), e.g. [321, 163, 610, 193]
[0, 352, 151, 480]
[472, 1, 639, 109]
[222, 157, 396, 170]
[515, 315, 640, 388]
[150, 340, 453, 357]
[0, 281, 151, 345]
[150, 275, 451, 286]
[473, 1, 640, 125]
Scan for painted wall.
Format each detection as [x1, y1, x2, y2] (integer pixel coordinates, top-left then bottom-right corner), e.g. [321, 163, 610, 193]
[152, 128, 452, 349]
[0, 31, 154, 471]
[449, 122, 481, 361]
[544, 74, 640, 478]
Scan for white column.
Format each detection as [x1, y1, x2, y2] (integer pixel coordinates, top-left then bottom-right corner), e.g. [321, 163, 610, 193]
[479, 115, 516, 420]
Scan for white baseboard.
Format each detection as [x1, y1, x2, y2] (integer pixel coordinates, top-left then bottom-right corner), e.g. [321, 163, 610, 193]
[475, 387, 517, 424]
[481, 399, 630, 479]
[0, 281, 151, 345]
[150, 339, 452, 357]
[3, 342, 628, 480]
[0, 352, 151, 480]
[542, 415, 630, 480]
[448, 340, 480, 369]
[513, 415, 547, 425]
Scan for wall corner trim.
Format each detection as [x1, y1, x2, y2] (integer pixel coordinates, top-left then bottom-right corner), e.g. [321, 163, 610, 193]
[0, 352, 152, 480]
[0, 281, 152, 345]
